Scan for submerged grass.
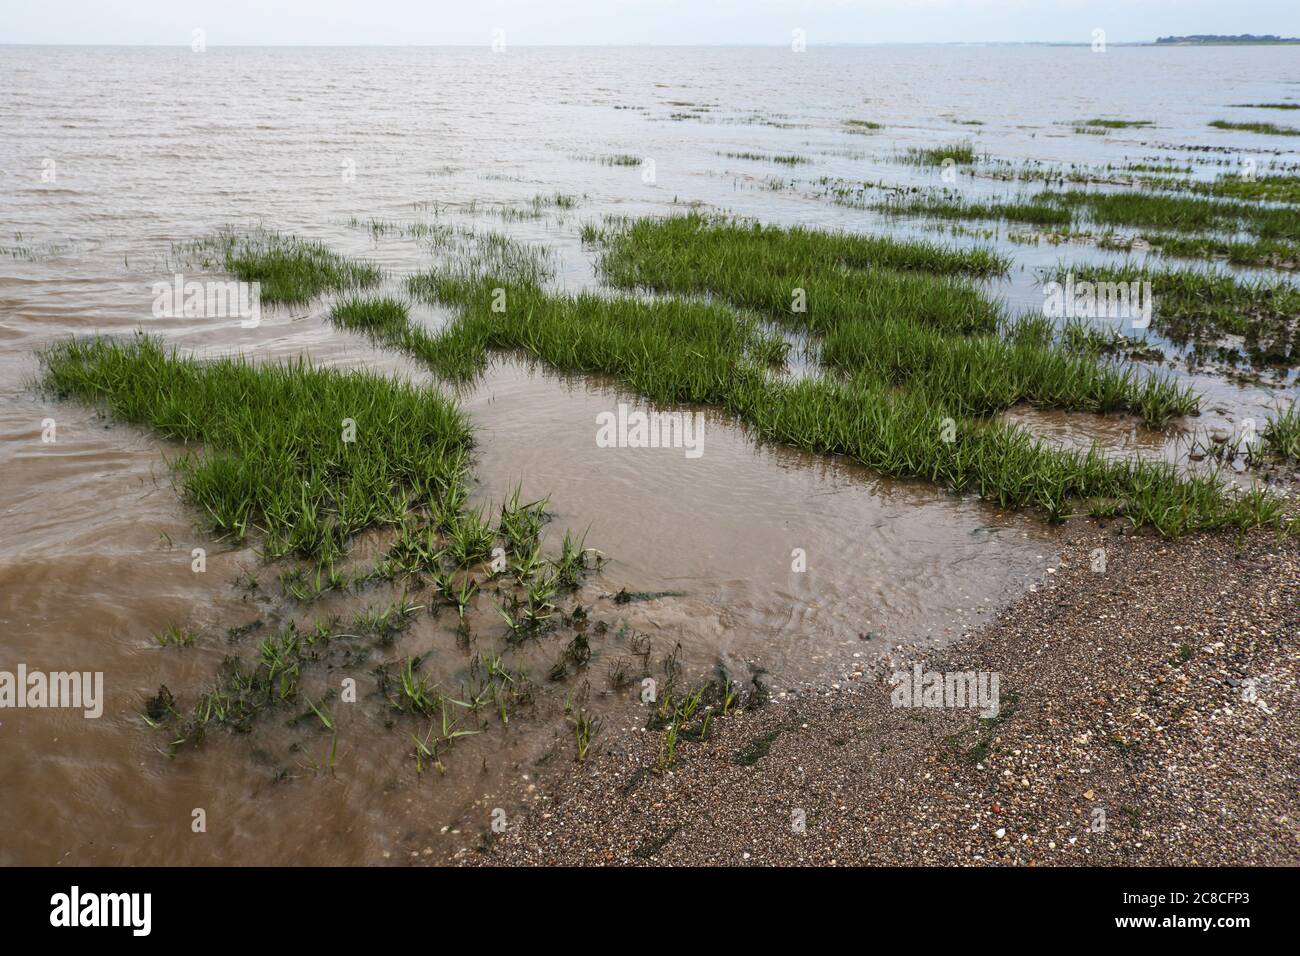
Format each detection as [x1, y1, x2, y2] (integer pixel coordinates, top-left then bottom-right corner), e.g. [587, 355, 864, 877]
[1048, 261, 1299, 367]
[1209, 119, 1300, 136]
[903, 142, 978, 166]
[878, 193, 1071, 228]
[178, 228, 381, 306]
[1128, 233, 1300, 271]
[1078, 119, 1153, 129]
[888, 188, 1300, 243]
[1191, 172, 1300, 204]
[1062, 189, 1300, 241]
[38, 334, 473, 561]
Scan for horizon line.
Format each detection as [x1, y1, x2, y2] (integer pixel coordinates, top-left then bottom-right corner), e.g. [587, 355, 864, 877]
[0, 39, 1208, 48]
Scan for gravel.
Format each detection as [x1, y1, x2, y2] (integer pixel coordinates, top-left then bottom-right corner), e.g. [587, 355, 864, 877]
[462, 520, 1298, 866]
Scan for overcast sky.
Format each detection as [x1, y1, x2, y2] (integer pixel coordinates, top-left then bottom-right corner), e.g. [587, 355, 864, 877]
[3, 0, 1299, 46]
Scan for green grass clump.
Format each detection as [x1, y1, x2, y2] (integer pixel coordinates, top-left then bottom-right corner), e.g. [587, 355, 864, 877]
[1048, 262, 1299, 367]
[1079, 119, 1152, 129]
[1193, 173, 1300, 203]
[903, 142, 978, 166]
[596, 215, 1007, 336]
[38, 333, 473, 561]
[599, 221, 1248, 414]
[1262, 403, 1300, 461]
[1209, 119, 1300, 136]
[179, 229, 381, 306]
[1230, 103, 1300, 111]
[1055, 189, 1300, 242]
[722, 151, 809, 166]
[329, 295, 411, 339]
[844, 119, 883, 131]
[878, 193, 1071, 228]
[1137, 233, 1300, 271]
[406, 273, 781, 402]
[606, 219, 1190, 423]
[819, 316, 1194, 421]
[597, 213, 1008, 334]
[384, 219, 1284, 535]
[877, 187, 1299, 241]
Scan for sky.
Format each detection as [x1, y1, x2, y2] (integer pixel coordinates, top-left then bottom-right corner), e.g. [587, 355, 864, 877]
[2, 0, 1299, 46]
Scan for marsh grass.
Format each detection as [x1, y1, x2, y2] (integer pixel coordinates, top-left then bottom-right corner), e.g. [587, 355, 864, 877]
[1209, 119, 1300, 136]
[903, 142, 978, 166]
[154, 624, 199, 648]
[178, 228, 381, 306]
[878, 193, 1071, 228]
[389, 220, 1284, 535]
[1262, 402, 1300, 461]
[894, 188, 1299, 243]
[602, 210, 1009, 287]
[1192, 173, 1300, 203]
[1050, 261, 1299, 367]
[722, 151, 810, 165]
[596, 216, 1192, 422]
[1060, 189, 1300, 241]
[1078, 119, 1153, 129]
[39, 333, 473, 562]
[1132, 233, 1300, 271]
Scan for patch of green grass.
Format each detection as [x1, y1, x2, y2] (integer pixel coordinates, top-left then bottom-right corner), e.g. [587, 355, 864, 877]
[1055, 189, 1300, 242]
[388, 220, 1285, 535]
[408, 271, 782, 401]
[820, 314, 1194, 421]
[154, 624, 199, 648]
[1048, 261, 1299, 367]
[1079, 119, 1153, 129]
[722, 151, 809, 166]
[1136, 233, 1300, 271]
[903, 142, 978, 165]
[875, 187, 1298, 242]
[178, 228, 381, 306]
[329, 295, 411, 339]
[1231, 102, 1300, 110]
[1123, 162, 1192, 175]
[1209, 119, 1300, 136]
[1192, 172, 1300, 203]
[1262, 402, 1300, 461]
[598, 216, 1191, 421]
[878, 193, 1071, 228]
[38, 333, 473, 561]
[601, 210, 1009, 292]
[844, 119, 883, 131]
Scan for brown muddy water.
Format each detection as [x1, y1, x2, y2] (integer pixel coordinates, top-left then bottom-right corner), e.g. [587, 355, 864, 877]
[2, 45, 1297, 865]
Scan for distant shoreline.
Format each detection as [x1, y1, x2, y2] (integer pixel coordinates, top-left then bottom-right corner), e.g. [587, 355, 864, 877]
[1155, 34, 1300, 46]
[0, 39, 1298, 49]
